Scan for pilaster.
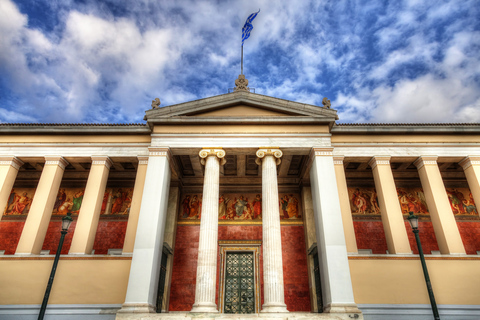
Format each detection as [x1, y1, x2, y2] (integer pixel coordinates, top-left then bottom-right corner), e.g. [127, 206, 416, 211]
[333, 156, 358, 254]
[118, 147, 172, 314]
[191, 148, 226, 313]
[15, 156, 68, 255]
[309, 148, 361, 315]
[256, 147, 288, 313]
[368, 156, 411, 254]
[0, 156, 23, 221]
[69, 156, 113, 254]
[123, 156, 149, 253]
[459, 156, 480, 215]
[414, 156, 465, 254]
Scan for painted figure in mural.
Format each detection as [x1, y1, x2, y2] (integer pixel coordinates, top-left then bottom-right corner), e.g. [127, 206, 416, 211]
[447, 189, 466, 214]
[287, 195, 299, 218]
[463, 193, 477, 215]
[218, 195, 230, 219]
[101, 191, 110, 214]
[57, 198, 73, 215]
[252, 194, 262, 219]
[121, 193, 132, 215]
[280, 195, 289, 219]
[189, 195, 200, 218]
[53, 189, 66, 212]
[10, 192, 32, 215]
[234, 196, 248, 217]
[181, 195, 190, 218]
[369, 191, 381, 214]
[71, 190, 84, 214]
[239, 206, 253, 220]
[3, 189, 16, 214]
[111, 189, 125, 214]
[226, 207, 236, 220]
[352, 189, 367, 214]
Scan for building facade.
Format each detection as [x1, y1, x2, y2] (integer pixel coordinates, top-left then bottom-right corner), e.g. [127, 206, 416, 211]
[0, 86, 480, 319]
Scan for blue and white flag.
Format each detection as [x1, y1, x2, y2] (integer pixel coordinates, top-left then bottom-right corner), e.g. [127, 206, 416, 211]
[242, 9, 260, 46]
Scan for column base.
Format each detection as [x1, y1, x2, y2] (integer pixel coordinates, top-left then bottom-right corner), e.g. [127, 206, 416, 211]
[116, 303, 156, 313]
[191, 302, 219, 313]
[261, 303, 289, 313]
[324, 302, 362, 314]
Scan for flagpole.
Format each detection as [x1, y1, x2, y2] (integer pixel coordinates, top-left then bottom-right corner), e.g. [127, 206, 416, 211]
[241, 45, 244, 75]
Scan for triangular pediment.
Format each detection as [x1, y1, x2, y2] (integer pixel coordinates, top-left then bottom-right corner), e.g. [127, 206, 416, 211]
[144, 91, 338, 127]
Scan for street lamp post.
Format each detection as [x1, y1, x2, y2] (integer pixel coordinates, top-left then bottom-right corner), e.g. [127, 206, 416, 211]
[38, 214, 73, 320]
[407, 212, 440, 320]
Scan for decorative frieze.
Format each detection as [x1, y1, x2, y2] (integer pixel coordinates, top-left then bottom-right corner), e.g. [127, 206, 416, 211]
[91, 156, 113, 169]
[0, 156, 24, 170]
[459, 156, 480, 170]
[333, 156, 344, 165]
[368, 156, 391, 170]
[137, 156, 149, 166]
[44, 156, 69, 170]
[413, 156, 438, 169]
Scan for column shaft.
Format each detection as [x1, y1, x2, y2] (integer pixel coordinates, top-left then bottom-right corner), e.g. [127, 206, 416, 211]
[369, 156, 411, 254]
[69, 156, 112, 254]
[119, 148, 172, 313]
[459, 156, 480, 212]
[333, 156, 358, 254]
[123, 156, 149, 253]
[191, 148, 225, 312]
[309, 148, 360, 314]
[0, 156, 23, 221]
[15, 156, 68, 254]
[256, 148, 288, 313]
[414, 156, 465, 254]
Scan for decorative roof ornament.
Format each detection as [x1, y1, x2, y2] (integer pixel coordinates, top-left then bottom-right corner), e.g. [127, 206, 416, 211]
[151, 98, 161, 109]
[234, 74, 250, 92]
[322, 97, 331, 108]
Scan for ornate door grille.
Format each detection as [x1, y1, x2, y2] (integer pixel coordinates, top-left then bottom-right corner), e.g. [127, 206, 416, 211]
[224, 252, 255, 314]
[156, 250, 168, 313]
[313, 250, 324, 313]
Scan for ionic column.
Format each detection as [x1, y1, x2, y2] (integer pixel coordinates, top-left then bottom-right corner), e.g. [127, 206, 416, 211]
[191, 148, 226, 313]
[333, 156, 358, 254]
[414, 156, 465, 254]
[123, 156, 149, 253]
[16, 156, 68, 255]
[256, 147, 288, 313]
[459, 156, 480, 213]
[0, 156, 23, 221]
[369, 156, 411, 254]
[69, 156, 112, 254]
[119, 148, 172, 314]
[309, 148, 361, 314]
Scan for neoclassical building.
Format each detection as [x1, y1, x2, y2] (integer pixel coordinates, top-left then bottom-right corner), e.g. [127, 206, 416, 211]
[0, 79, 479, 320]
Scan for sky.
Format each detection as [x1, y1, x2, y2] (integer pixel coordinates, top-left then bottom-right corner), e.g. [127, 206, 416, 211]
[0, 0, 479, 124]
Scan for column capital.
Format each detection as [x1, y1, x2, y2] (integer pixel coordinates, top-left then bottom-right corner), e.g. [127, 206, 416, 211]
[137, 156, 149, 166]
[44, 156, 69, 170]
[0, 156, 24, 170]
[310, 147, 334, 158]
[199, 148, 226, 166]
[413, 156, 438, 169]
[333, 155, 345, 165]
[91, 156, 113, 169]
[255, 147, 282, 166]
[368, 156, 391, 169]
[459, 156, 480, 170]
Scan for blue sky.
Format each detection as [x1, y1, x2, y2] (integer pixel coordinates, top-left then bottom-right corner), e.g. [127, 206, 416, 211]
[0, 0, 479, 124]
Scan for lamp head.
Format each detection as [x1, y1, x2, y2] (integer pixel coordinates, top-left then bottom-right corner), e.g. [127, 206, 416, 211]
[407, 211, 419, 229]
[61, 215, 73, 232]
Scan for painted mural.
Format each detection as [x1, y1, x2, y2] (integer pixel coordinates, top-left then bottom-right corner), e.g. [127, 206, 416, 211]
[348, 188, 381, 215]
[396, 188, 429, 215]
[3, 188, 36, 215]
[446, 188, 478, 215]
[100, 188, 133, 215]
[52, 188, 85, 215]
[179, 193, 302, 221]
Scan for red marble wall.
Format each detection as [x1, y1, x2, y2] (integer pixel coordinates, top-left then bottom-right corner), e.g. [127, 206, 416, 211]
[92, 220, 128, 254]
[405, 221, 439, 254]
[353, 221, 388, 254]
[169, 225, 311, 312]
[457, 221, 480, 254]
[42, 219, 77, 254]
[0, 221, 25, 254]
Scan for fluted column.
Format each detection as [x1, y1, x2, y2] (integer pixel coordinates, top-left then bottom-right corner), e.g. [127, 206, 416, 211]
[459, 156, 480, 213]
[256, 147, 288, 313]
[369, 156, 411, 254]
[191, 148, 226, 313]
[16, 156, 68, 255]
[414, 156, 465, 254]
[0, 156, 23, 221]
[69, 156, 112, 254]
